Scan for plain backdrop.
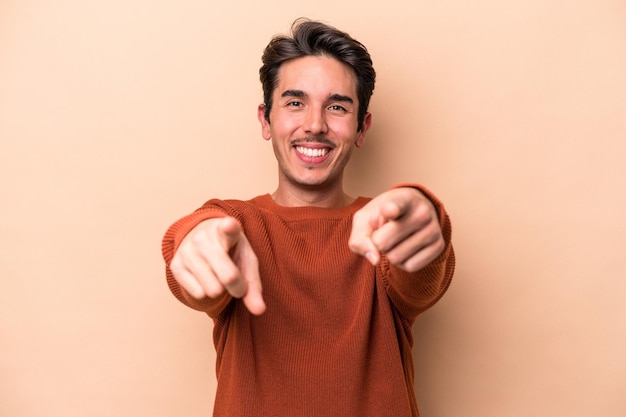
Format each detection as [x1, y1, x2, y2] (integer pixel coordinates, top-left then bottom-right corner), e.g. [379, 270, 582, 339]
[1, 1, 625, 416]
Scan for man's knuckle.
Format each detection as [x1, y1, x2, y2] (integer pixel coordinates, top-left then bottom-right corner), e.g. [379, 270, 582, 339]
[385, 251, 401, 265]
[190, 232, 206, 245]
[433, 238, 445, 256]
[169, 258, 183, 274]
[348, 234, 362, 249]
[220, 270, 240, 286]
[404, 258, 422, 273]
[205, 284, 224, 299]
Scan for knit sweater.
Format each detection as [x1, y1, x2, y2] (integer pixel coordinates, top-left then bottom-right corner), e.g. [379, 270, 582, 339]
[162, 186, 455, 417]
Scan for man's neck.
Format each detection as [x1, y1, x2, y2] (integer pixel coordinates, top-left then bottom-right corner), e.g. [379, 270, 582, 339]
[271, 185, 355, 209]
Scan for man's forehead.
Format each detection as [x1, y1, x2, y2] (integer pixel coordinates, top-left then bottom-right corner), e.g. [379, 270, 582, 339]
[275, 57, 358, 100]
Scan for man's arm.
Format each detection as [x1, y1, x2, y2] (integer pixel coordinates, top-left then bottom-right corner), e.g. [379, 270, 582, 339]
[350, 185, 455, 320]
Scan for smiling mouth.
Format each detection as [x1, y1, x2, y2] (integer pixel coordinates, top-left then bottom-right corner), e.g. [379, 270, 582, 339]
[295, 146, 330, 158]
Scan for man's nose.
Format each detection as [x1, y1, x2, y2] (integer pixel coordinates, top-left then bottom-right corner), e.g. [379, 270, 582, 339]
[303, 108, 328, 135]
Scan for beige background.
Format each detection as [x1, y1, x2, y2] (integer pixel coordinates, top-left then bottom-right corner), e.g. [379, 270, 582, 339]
[1, 0, 625, 416]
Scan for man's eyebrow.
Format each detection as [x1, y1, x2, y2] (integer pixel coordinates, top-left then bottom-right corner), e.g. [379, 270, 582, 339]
[328, 94, 354, 104]
[280, 90, 354, 104]
[281, 89, 306, 98]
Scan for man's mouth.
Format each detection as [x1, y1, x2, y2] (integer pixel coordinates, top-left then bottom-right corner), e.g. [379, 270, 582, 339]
[295, 146, 330, 158]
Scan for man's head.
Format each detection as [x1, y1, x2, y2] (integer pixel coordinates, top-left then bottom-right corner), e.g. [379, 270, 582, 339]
[259, 19, 376, 132]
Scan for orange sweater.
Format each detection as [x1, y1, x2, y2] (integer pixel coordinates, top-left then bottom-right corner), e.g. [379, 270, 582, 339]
[162, 187, 455, 417]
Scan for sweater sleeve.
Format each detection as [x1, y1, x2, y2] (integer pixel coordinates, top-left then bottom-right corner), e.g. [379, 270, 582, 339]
[379, 184, 456, 323]
[161, 205, 233, 316]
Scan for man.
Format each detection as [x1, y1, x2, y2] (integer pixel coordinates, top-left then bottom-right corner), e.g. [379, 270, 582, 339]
[162, 18, 455, 417]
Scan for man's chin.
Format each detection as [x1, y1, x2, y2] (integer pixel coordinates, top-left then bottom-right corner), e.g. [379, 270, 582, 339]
[290, 176, 339, 191]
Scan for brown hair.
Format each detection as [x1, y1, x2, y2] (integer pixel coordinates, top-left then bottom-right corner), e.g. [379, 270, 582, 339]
[259, 19, 376, 131]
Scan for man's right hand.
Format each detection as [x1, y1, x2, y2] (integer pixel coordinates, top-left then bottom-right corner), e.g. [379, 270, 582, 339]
[169, 217, 266, 315]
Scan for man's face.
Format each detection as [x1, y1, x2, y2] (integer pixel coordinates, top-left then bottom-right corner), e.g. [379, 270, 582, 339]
[258, 55, 371, 192]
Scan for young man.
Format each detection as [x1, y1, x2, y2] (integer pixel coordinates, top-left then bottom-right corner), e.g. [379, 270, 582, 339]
[162, 19, 455, 417]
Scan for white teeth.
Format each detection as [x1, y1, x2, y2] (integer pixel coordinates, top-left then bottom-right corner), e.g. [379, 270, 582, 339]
[296, 146, 329, 157]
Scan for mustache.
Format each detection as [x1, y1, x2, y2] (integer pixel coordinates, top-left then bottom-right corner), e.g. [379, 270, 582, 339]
[291, 136, 335, 148]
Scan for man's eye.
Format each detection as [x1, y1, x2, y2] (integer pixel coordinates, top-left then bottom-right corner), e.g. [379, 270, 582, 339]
[287, 101, 302, 107]
[329, 105, 347, 112]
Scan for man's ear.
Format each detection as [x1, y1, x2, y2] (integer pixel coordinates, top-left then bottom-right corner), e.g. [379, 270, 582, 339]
[257, 104, 271, 140]
[355, 112, 372, 148]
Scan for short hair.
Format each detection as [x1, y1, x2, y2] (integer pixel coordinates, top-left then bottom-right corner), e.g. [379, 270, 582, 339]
[259, 18, 376, 131]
